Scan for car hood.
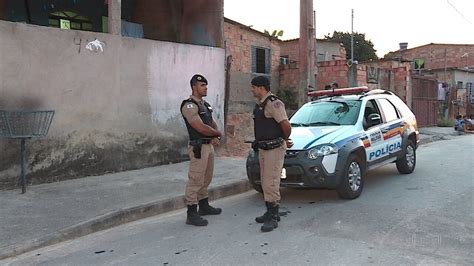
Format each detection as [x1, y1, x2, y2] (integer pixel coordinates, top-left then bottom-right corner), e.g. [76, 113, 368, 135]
[290, 126, 353, 150]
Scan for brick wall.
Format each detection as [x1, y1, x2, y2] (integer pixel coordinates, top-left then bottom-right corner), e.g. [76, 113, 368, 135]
[279, 66, 300, 89]
[392, 66, 409, 102]
[279, 39, 300, 92]
[280, 39, 299, 64]
[222, 19, 281, 156]
[224, 19, 281, 114]
[402, 44, 474, 70]
[316, 60, 350, 90]
[356, 65, 367, 87]
[216, 113, 253, 157]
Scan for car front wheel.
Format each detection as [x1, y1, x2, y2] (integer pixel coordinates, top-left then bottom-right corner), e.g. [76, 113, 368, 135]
[396, 140, 416, 174]
[336, 154, 364, 199]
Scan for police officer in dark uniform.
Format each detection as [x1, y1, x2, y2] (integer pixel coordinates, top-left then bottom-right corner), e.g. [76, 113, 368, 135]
[181, 74, 223, 226]
[250, 76, 293, 232]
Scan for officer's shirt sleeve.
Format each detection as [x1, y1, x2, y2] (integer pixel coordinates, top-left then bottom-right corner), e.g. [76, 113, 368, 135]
[181, 102, 202, 123]
[265, 99, 289, 123]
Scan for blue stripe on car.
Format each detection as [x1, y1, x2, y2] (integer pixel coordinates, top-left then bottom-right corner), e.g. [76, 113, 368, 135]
[334, 132, 366, 149]
[303, 131, 335, 149]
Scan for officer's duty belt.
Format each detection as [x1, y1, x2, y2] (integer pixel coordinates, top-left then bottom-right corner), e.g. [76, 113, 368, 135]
[256, 138, 284, 150]
[189, 138, 212, 145]
[189, 138, 212, 159]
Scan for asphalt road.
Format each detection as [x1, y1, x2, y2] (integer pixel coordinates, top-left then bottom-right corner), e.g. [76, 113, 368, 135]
[3, 135, 473, 265]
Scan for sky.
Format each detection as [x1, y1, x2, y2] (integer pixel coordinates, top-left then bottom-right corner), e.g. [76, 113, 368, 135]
[224, 0, 474, 57]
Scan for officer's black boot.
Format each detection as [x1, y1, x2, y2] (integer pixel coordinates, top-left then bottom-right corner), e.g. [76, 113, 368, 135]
[198, 198, 222, 215]
[260, 202, 279, 232]
[186, 204, 208, 226]
[255, 202, 281, 223]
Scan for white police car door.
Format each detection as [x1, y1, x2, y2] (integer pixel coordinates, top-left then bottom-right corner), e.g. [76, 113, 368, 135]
[376, 98, 404, 160]
[362, 100, 386, 163]
[365, 127, 385, 163]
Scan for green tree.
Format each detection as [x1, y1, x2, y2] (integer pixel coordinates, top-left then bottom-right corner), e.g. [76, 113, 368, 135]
[264, 29, 284, 39]
[324, 31, 378, 61]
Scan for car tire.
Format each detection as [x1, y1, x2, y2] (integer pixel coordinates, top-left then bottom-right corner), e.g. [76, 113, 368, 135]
[252, 183, 263, 193]
[336, 153, 364, 199]
[396, 140, 416, 174]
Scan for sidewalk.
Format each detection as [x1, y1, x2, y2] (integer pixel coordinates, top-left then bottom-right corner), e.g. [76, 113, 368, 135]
[0, 127, 459, 259]
[0, 157, 248, 259]
[418, 126, 460, 144]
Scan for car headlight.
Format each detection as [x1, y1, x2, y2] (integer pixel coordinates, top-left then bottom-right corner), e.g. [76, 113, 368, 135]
[307, 144, 338, 159]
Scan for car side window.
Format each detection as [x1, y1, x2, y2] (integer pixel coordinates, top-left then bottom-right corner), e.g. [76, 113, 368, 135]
[389, 96, 413, 118]
[363, 100, 382, 128]
[377, 98, 399, 122]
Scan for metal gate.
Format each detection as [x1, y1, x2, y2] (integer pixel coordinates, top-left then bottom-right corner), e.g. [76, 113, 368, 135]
[411, 76, 438, 127]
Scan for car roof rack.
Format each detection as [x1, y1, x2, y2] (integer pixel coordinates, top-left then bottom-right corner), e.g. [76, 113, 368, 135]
[307, 86, 369, 99]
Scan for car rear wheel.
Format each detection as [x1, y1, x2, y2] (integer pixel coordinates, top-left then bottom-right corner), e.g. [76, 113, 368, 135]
[396, 140, 416, 174]
[336, 153, 364, 199]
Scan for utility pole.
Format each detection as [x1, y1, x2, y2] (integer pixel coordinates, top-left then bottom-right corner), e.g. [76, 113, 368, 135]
[444, 48, 447, 83]
[351, 9, 354, 64]
[298, 0, 315, 107]
[348, 9, 357, 87]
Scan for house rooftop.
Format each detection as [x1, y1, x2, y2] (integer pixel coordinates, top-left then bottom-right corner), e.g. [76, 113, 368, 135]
[224, 17, 281, 41]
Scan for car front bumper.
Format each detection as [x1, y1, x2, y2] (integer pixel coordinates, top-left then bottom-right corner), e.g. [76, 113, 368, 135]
[246, 150, 341, 189]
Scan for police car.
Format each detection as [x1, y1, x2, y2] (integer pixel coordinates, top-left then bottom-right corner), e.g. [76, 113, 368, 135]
[246, 87, 419, 199]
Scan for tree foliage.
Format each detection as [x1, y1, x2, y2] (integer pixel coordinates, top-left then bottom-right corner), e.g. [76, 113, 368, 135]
[324, 31, 378, 61]
[264, 29, 284, 39]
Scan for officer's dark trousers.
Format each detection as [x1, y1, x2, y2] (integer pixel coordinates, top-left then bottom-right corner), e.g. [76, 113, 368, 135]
[186, 144, 214, 205]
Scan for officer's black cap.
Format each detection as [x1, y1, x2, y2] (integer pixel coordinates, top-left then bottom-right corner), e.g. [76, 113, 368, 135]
[190, 74, 208, 86]
[251, 76, 270, 90]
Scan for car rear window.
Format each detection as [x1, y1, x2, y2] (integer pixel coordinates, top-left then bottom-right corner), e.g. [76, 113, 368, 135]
[290, 100, 362, 126]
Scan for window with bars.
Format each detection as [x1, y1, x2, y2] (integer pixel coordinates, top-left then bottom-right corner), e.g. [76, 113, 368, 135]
[251, 46, 271, 74]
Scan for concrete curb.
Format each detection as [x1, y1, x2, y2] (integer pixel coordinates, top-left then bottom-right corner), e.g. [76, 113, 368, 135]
[0, 180, 252, 260]
[418, 135, 444, 146]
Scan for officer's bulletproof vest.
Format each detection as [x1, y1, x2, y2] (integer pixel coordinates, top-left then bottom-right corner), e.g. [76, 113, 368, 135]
[253, 95, 284, 141]
[181, 98, 213, 140]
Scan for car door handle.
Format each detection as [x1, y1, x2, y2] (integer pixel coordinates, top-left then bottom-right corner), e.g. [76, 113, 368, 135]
[381, 129, 389, 133]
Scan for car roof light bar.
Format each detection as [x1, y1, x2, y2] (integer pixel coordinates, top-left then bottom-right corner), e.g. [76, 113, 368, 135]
[308, 86, 370, 98]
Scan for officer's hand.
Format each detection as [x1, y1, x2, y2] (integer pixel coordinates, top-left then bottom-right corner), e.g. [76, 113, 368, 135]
[211, 138, 220, 146]
[285, 139, 294, 148]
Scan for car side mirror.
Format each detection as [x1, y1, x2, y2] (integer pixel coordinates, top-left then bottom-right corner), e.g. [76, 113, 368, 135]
[368, 113, 381, 127]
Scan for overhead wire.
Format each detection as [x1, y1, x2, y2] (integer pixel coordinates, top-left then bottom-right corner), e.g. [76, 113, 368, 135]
[446, 0, 473, 25]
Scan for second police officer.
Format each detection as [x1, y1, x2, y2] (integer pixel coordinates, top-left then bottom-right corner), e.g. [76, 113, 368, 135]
[250, 76, 293, 232]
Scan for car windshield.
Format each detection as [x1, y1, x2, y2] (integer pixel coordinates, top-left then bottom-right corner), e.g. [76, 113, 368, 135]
[290, 100, 361, 127]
